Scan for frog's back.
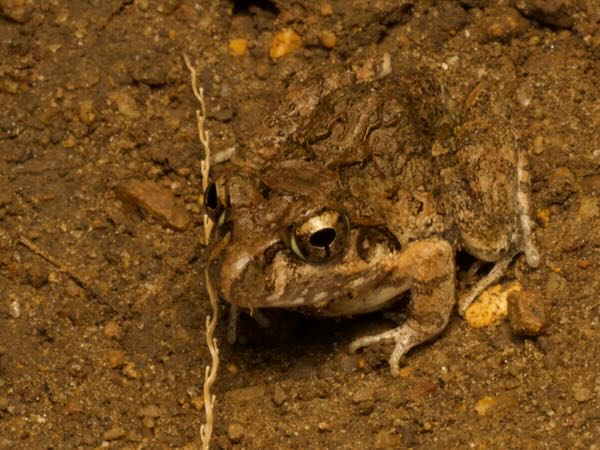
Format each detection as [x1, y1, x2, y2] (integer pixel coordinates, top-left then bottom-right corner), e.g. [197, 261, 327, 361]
[234, 70, 465, 249]
[278, 73, 457, 247]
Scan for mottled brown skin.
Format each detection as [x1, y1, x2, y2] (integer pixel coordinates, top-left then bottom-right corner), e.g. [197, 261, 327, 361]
[207, 69, 535, 375]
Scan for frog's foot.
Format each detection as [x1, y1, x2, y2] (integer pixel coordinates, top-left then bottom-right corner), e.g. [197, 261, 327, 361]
[350, 238, 456, 376]
[349, 319, 446, 377]
[457, 254, 514, 316]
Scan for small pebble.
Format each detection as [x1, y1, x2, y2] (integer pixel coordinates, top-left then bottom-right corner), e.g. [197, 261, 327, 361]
[208, 106, 234, 123]
[157, 0, 182, 14]
[357, 400, 375, 415]
[190, 396, 203, 410]
[270, 29, 301, 59]
[475, 396, 495, 416]
[62, 133, 76, 148]
[475, 392, 518, 416]
[514, 0, 574, 28]
[106, 350, 125, 368]
[8, 300, 21, 318]
[142, 417, 155, 429]
[576, 259, 590, 269]
[0, 0, 34, 23]
[318, 30, 337, 49]
[478, 7, 530, 42]
[374, 430, 403, 449]
[338, 353, 360, 373]
[64, 281, 83, 299]
[398, 366, 414, 378]
[116, 179, 191, 231]
[318, 421, 330, 432]
[175, 167, 192, 178]
[352, 386, 375, 404]
[320, 2, 333, 16]
[103, 426, 126, 441]
[103, 320, 122, 339]
[577, 196, 599, 220]
[227, 422, 244, 443]
[465, 282, 521, 328]
[533, 134, 545, 155]
[226, 363, 238, 375]
[536, 208, 551, 227]
[64, 399, 82, 415]
[224, 384, 266, 404]
[108, 91, 141, 119]
[272, 384, 287, 406]
[122, 362, 139, 379]
[127, 431, 143, 443]
[422, 421, 433, 431]
[131, 59, 167, 86]
[255, 62, 270, 79]
[78, 99, 96, 125]
[229, 38, 248, 56]
[508, 290, 549, 337]
[410, 378, 438, 400]
[573, 383, 593, 402]
[214, 436, 230, 449]
[26, 263, 48, 288]
[546, 167, 577, 205]
[545, 272, 566, 298]
[138, 405, 161, 418]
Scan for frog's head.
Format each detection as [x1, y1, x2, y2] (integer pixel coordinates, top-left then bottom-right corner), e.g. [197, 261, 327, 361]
[205, 159, 404, 315]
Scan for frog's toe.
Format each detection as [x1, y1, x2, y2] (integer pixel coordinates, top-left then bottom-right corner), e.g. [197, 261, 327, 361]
[457, 254, 513, 316]
[349, 325, 420, 377]
[349, 328, 402, 354]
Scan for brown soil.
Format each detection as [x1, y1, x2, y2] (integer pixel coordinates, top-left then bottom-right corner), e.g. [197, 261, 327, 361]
[1, 1, 599, 449]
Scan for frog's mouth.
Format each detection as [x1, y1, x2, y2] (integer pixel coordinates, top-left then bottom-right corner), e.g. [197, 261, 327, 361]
[212, 226, 405, 315]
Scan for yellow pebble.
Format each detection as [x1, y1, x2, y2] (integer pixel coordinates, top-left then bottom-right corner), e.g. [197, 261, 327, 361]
[464, 281, 522, 328]
[270, 29, 301, 59]
[318, 30, 337, 49]
[320, 2, 333, 16]
[475, 396, 496, 416]
[191, 396, 204, 410]
[536, 208, 551, 227]
[398, 366, 414, 378]
[229, 38, 248, 56]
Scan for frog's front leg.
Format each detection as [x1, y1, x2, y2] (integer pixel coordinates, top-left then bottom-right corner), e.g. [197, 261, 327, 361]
[350, 239, 455, 376]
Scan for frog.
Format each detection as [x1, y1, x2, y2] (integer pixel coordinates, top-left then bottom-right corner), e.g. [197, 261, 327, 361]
[205, 67, 540, 376]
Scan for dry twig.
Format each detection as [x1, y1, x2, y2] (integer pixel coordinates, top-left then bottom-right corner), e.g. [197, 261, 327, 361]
[201, 269, 220, 450]
[17, 236, 117, 312]
[183, 53, 220, 450]
[183, 53, 213, 244]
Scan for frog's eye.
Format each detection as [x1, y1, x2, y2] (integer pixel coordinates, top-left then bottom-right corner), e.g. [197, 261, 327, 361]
[290, 210, 350, 263]
[204, 180, 227, 224]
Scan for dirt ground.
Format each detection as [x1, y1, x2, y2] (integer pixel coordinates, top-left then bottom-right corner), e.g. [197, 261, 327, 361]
[1, 0, 599, 449]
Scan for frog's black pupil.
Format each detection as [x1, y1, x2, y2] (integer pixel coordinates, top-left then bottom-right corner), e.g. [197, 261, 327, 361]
[205, 183, 218, 210]
[310, 228, 336, 248]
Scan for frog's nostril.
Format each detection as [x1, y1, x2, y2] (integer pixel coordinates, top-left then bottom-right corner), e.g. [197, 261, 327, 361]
[309, 227, 336, 248]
